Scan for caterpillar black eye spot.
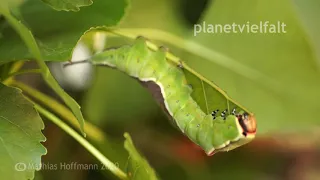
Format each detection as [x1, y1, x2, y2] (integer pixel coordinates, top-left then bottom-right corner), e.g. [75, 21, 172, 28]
[231, 108, 236, 115]
[221, 109, 227, 120]
[211, 109, 219, 120]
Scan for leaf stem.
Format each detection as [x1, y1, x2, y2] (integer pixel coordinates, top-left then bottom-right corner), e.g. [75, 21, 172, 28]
[33, 103, 128, 180]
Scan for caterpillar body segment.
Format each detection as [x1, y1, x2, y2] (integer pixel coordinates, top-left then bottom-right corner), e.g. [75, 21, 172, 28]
[89, 37, 256, 155]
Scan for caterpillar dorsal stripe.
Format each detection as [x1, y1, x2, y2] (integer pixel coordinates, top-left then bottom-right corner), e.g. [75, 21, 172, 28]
[85, 37, 257, 155]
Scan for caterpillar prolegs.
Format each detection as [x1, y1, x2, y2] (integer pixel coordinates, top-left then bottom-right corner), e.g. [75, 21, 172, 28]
[87, 37, 257, 155]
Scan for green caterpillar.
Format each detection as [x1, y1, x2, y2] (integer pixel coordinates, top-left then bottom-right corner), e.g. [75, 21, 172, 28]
[84, 37, 256, 155]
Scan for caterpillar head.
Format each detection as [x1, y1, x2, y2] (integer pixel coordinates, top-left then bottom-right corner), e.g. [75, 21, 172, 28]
[237, 113, 257, 136]
[208, 113, 256, 156]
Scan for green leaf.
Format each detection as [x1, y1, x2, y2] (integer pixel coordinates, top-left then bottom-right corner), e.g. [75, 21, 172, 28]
[182, 68, 249, 117]
[186, 0, 320, 133]
[0, 82, 47, 180]
[0, 62, 13, 81]
[0, 0, 128, 63]
[292, 0, 320, 67]
[41, 0, 93, 11]
[0, 4, 86, 134]
[124, 133, 158, 180]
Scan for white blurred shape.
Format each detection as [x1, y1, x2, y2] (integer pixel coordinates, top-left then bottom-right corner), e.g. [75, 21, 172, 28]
[51, 42, 93, 91]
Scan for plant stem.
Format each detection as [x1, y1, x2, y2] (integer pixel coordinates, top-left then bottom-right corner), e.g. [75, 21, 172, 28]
[9, 80, 106, 143]
[3, 69, 42, 83]
[2, 60, 25, 84]
[34, 103, 128, 180]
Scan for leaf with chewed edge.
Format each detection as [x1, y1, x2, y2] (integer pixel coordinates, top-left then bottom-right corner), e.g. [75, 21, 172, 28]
[124, 133, 158, 180]
[0, 82, 47, 180]
[182, 68, 250, 120]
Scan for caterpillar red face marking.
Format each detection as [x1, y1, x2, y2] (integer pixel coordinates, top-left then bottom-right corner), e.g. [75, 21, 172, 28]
[238, 113, 257, 136]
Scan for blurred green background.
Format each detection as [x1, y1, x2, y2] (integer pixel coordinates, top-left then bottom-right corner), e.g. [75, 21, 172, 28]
[7, 0, 320, 179]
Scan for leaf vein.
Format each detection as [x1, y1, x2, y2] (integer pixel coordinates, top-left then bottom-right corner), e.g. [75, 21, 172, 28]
[0, 115, 31, 137]
[201, 80, 209, 114]
[0, 136, 16, 163]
